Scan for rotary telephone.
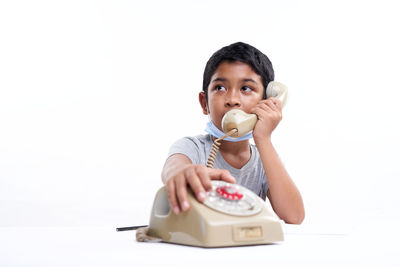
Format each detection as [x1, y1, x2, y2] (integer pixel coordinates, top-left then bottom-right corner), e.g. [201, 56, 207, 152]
[121, 82, 288, 247]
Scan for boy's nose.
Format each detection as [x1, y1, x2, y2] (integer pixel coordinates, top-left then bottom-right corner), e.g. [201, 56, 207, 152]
[225, 90, 241, 107]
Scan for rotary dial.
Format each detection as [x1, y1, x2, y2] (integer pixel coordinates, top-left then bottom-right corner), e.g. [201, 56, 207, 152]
[203, 181, 263, 216]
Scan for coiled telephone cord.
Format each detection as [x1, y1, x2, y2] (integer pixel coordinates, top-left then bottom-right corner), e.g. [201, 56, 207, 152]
[206, 128, 238, 169]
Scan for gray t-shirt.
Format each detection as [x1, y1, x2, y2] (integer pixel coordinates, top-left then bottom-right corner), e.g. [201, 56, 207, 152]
[167, 134, 269, 200]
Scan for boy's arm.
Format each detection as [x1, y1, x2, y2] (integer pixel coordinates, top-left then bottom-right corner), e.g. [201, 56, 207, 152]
[251, 98, 305, 224]
[161, 154, 235, 215]
[257, 140, 305, 224]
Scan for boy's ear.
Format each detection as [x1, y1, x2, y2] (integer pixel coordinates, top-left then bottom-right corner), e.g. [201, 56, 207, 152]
[199, 92, 208, 115]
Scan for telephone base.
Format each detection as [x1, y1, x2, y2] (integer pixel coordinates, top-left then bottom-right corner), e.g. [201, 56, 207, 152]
[147, 185, 284, 248]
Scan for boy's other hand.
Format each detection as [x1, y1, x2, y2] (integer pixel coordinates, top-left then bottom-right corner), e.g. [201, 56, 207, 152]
[166, 164, 235, 215]
[251, 97, 282, 141]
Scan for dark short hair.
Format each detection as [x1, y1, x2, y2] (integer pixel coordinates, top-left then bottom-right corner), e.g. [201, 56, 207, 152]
[202, 42, 274, 99]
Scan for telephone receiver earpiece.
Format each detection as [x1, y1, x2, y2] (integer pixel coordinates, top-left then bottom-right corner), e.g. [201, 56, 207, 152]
[266, 81, 288, 108]
[222, 81, 288, 137]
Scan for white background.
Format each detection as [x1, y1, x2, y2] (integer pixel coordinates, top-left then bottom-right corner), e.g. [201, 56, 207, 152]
[1, 0, 399, 234]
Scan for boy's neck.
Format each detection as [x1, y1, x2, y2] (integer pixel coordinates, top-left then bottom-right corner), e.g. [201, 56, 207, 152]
[217, 139, 251, 169]
[219, 139, 250, 154]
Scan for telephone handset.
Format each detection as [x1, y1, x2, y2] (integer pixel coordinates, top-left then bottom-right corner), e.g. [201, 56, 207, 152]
[206, 81, 288, 168]
[222, 81, 288, 137]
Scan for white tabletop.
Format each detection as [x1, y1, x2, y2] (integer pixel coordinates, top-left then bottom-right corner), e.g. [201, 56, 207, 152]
[1, 218, 399, 267]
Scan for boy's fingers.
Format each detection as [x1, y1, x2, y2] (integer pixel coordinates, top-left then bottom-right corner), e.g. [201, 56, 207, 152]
[263, 98, 282, 112]
[265, 99, 278, 111]
[259, 102, 273, 113]
[166, 179, 180, 215]
[185, 167, 207, 202]
[196, 166, 212, 192]
[208, 168, 236, 184]
[252, 104, 269, 117]
[175, 175, 190, 212]
[270, 97, 282, 110]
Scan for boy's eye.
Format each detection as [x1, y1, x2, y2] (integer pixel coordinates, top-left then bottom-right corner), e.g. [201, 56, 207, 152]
[241, 86, 253, 92]
[214, 85, 226, 91]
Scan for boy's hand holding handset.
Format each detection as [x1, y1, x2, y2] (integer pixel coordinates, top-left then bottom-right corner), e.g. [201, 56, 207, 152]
[251, 81, 288, 141]
[251, 97, 282, 142]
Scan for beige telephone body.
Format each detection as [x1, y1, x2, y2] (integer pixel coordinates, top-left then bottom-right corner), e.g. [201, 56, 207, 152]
[148, 181, 284, 247]
[147, 81, 288, 247]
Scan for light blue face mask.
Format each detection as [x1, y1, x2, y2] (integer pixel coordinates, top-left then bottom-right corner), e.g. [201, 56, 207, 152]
[204, 120, 253, 142]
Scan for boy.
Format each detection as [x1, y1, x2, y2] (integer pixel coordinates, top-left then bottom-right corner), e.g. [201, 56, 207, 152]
[161, 42, 304, 224]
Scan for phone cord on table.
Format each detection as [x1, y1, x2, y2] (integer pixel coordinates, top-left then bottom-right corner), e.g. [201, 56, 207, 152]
[206, 128, 238, 169]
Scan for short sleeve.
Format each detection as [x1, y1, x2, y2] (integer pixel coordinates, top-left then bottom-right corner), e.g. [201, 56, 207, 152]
[261, 173, 269, 200]
[167, 137, 202, 164]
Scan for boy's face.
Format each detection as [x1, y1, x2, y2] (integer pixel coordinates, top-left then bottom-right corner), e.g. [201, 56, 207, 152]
[199, 61, 264, 130]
